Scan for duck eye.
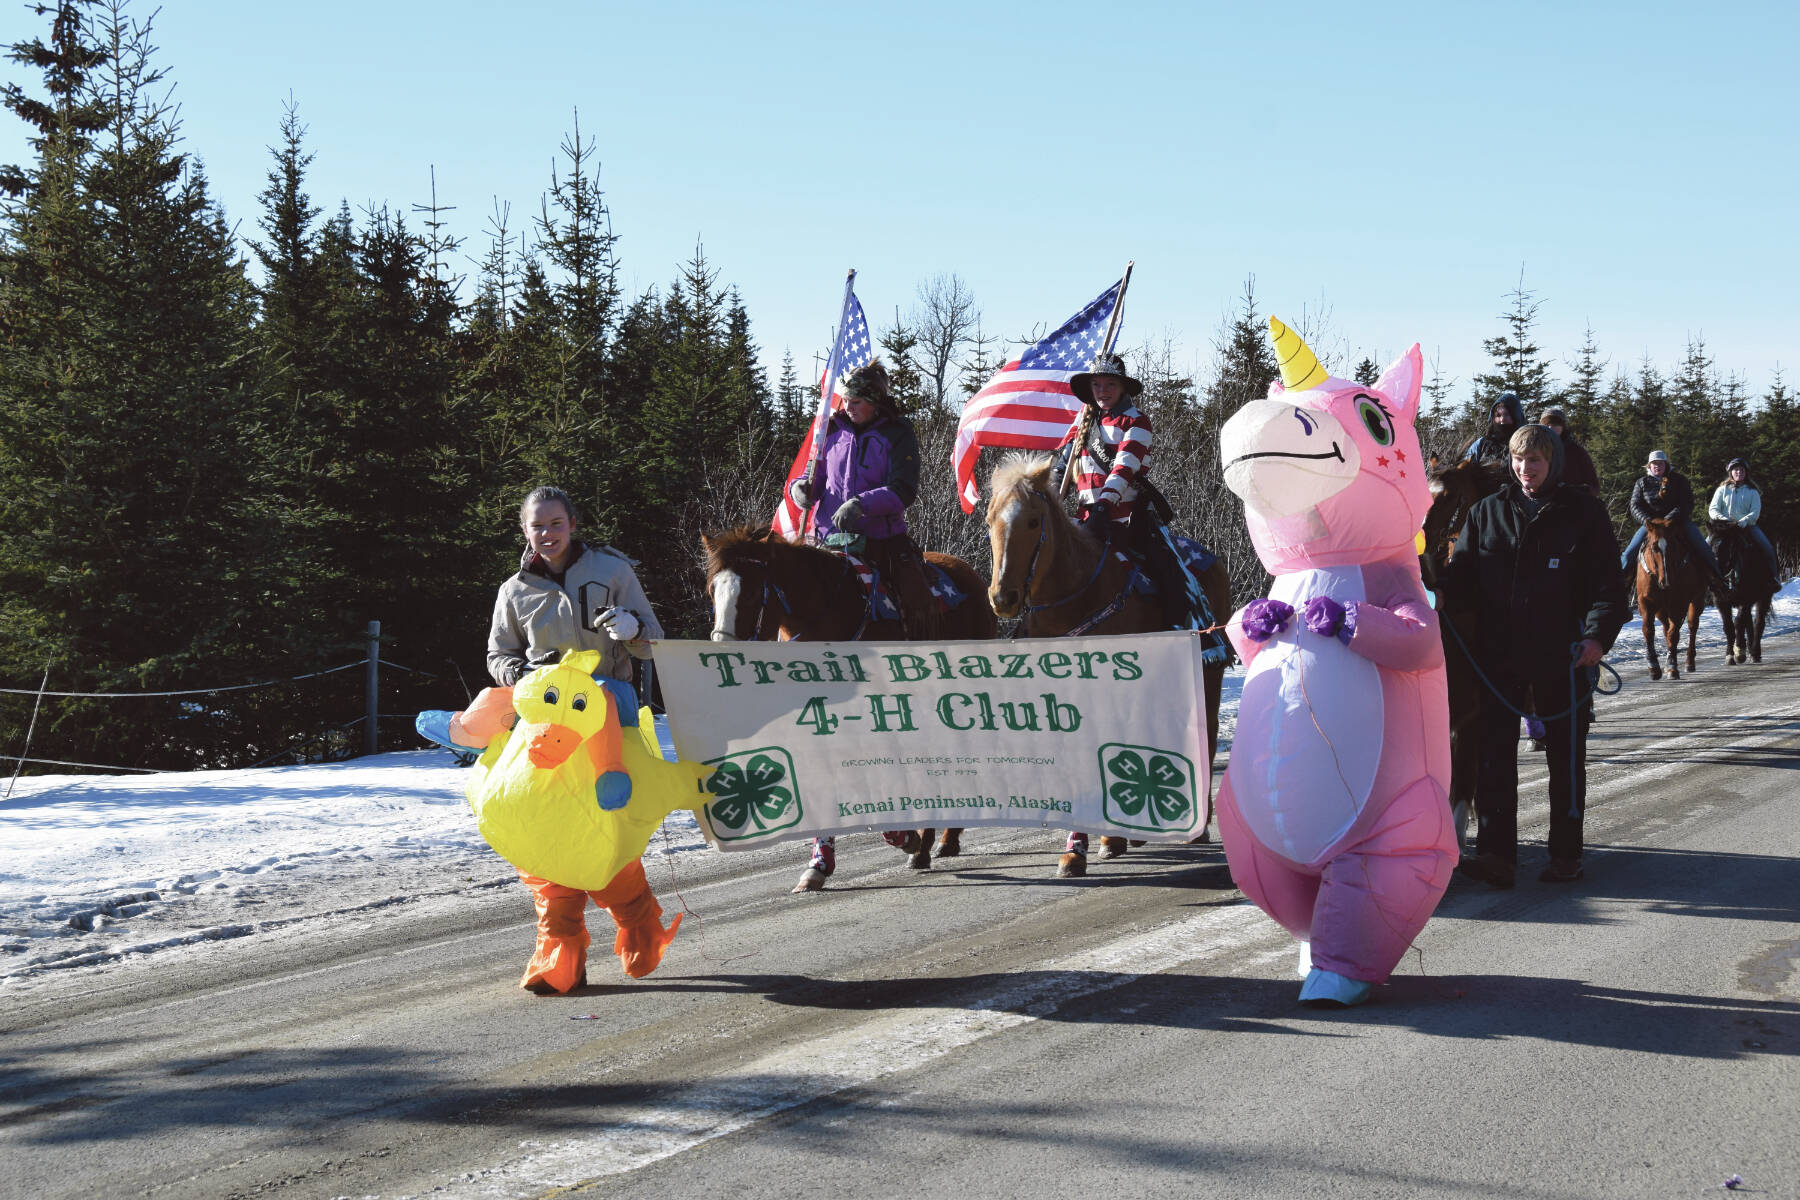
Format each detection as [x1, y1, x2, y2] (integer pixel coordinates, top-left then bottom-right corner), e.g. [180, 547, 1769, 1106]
[544, 686, 559, 705]
[571, 694, 587, 712]
[1356, 397, 1395, 447]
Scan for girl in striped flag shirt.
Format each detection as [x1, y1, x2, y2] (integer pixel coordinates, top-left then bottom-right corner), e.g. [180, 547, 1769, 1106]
[1056, 352, 1204, 630]
[1056, 352, 1154, 528]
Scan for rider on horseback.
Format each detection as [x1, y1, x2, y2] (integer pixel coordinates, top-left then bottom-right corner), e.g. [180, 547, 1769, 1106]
[1621, 450, 1725, 590]
[1461, 392, 1525, 464]
[787, 359, 940, 639]
[1054, 352, 1202, 629]
[1708, 457, 1780, 581]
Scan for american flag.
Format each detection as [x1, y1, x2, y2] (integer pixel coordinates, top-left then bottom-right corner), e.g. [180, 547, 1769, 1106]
[771, 288, 873, 538]
[952, 278, 1124, 513]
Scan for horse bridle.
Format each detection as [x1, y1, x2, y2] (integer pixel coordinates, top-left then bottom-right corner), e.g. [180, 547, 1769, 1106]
[710, 556, 871, 641]
[712, 568, 791, 642]
[1004, 491, 1121, 629]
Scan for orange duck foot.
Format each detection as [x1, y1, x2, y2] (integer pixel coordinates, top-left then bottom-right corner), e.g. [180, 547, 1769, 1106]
[613, 912, 682, 979]
[519, 936, 589, 995]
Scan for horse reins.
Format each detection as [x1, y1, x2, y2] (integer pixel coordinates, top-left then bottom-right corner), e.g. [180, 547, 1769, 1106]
[1013, 492, 1117, 624]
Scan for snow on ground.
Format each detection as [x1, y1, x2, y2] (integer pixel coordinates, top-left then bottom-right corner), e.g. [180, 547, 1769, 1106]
[5, 581, 1796, 992]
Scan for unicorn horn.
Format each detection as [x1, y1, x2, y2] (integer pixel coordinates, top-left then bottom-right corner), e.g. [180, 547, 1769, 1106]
[1268, 316, 1328, 392]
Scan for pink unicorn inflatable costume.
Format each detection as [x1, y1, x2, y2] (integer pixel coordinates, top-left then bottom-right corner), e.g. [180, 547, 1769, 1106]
[1216, 317, 1455, 1008]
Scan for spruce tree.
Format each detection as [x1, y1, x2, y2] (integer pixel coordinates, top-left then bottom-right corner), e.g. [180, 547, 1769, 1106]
[1749, 369, 1798, 559]
[1561, 323, 1607, 436]
[1472, 274, 1554, 412]
[876, 310, 927, 414]
[0, 0, 259, 767]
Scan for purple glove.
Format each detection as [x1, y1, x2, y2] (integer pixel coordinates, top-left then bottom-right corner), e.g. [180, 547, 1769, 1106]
[1303, 596, 1356, 645]
[1240, 598, 1295, 642]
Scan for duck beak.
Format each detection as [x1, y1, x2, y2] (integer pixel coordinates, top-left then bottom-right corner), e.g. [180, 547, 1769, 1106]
[526, 723, 581, 769]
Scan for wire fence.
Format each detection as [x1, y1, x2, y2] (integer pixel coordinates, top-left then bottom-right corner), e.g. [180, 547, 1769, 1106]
[1, 622, 457, 790]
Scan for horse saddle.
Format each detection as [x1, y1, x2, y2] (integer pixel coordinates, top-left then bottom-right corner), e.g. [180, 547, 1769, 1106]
[1114, 530, 1231, 664]
[831, 544, 967, 622]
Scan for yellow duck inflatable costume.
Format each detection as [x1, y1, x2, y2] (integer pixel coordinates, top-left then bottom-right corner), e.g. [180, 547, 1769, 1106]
[444, 651, 714, 991]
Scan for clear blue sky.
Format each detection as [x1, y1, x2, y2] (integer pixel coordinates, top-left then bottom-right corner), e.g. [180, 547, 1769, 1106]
[6, 0, 1797, 408]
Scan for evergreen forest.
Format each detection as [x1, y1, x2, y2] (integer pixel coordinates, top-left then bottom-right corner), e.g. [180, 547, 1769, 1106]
[4, 1, 1795, 774]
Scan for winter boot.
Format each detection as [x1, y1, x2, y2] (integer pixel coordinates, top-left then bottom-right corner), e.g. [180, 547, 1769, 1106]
[1057, 833, 1089, 878]
[793, 838, 835, 893]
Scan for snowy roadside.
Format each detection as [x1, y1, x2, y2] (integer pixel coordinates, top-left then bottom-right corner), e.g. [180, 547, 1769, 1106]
[4, 581, 1794, 993]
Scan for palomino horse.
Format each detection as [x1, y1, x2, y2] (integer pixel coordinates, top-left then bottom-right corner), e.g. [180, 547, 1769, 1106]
[1636, 517, 1706, 680]
[1420, 456, 1507, 849]
[984, 453, 1232, 877]
[701, 527, 998, 889]
[1709, 521, 1777, 665]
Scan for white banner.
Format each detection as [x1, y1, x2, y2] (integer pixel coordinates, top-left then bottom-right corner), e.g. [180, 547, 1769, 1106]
[656, 632, 1212, 850]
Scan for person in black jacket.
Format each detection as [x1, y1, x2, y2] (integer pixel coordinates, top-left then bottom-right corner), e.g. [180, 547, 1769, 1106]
[1620, 449, 1723, 586]
[1444, 424, 1624, 886]
[1460, 392, 1525, 464]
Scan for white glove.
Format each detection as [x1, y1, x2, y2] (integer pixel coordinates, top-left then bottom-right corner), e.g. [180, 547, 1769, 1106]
[594, 606, 641, 642]
[789, 477, 815, 509]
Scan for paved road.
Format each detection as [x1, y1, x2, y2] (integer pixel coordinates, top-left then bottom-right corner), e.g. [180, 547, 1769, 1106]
[3, 643, 1798, 1200]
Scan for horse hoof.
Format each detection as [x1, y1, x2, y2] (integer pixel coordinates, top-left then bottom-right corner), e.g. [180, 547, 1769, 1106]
[1057, 852, 1087, 878]
[1098, 836, 1128, 860]
[792, 867, 828, 893]
[1649, 666, 1663, 681]
[908, 850, 932, 870]
[936, 830, 962, 858]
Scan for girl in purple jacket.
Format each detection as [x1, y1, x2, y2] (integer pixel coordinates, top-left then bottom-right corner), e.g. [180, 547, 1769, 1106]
[788, 360, 938, 638]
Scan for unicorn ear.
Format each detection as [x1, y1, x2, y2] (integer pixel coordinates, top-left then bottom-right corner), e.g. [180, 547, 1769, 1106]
[1374, 344, 1423, 420]
[1267, 378, 1287, 399]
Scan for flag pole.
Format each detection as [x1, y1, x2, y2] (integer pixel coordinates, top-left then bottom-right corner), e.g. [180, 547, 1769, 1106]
[1059, 259, 1134, 498]
[802, 268, 857, 498]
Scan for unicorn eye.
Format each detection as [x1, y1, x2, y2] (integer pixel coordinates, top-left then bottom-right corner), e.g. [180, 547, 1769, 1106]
[571, 694, 587, 712]
[544, 686, 560, 705]
[1356, 397, 1395, 447]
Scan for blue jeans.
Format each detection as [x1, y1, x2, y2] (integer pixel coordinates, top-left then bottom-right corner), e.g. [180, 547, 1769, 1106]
[1622, 519, 1720, 577]
[1746, 525, 1780, 579]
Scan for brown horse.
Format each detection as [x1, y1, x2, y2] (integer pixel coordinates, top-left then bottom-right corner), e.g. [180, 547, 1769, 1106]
[1636, 517, 1706, 680]
[701, 527, 998, 889]
[984, 453, 1232, 876]
[1420, 456, 1507, 850]
[1709, 521, 1777, 665]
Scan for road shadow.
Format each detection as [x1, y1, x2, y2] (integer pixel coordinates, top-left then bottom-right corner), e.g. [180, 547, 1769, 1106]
[1586, 713, 1800, 770]
[1438, 843, 1800, 928]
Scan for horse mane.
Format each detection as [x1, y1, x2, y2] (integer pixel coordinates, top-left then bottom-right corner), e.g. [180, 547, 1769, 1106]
[988, 452, 1058, 507]
[703, 526, 810, 578]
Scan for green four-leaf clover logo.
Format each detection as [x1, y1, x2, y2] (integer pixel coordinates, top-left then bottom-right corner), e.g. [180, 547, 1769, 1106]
[1098, 743, 1197, 833]
[703, 747, 803, 841]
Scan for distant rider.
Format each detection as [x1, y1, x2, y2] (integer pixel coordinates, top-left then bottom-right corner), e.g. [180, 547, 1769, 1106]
[1708, 457, 1780, 580]
[1538, 407, 1601, 499]
[1461, 392, 1524, 464]
[1621, 450, 1724, 588]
